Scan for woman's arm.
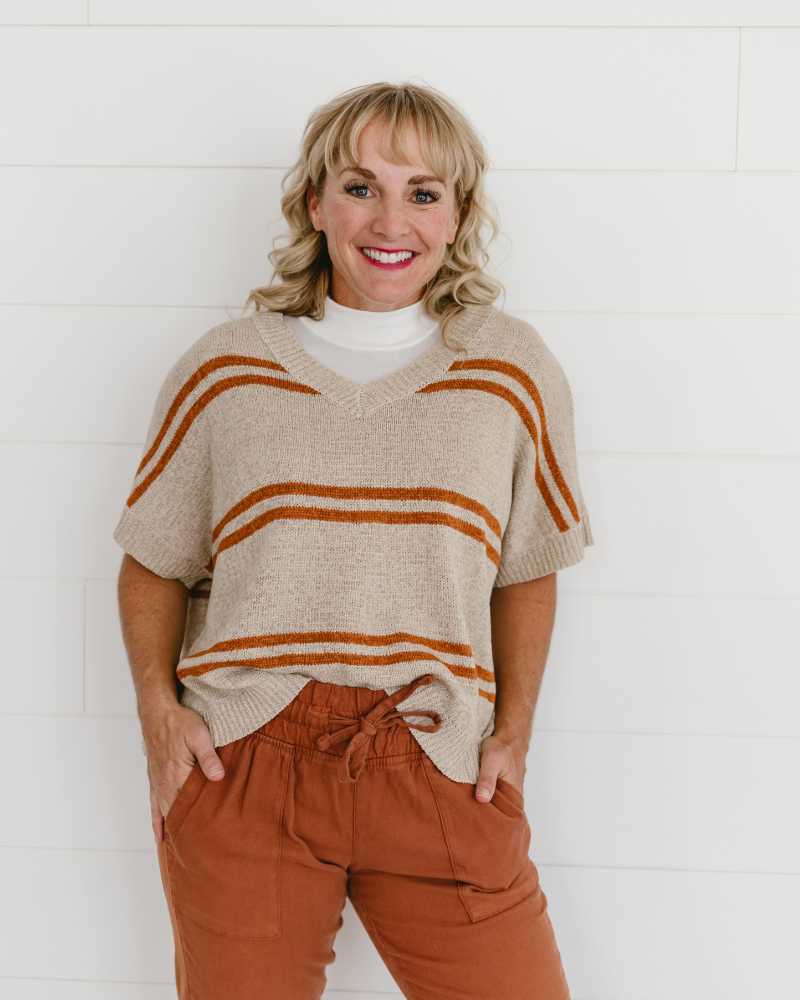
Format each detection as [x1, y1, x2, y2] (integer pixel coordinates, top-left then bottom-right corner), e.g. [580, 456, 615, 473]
[475, 572, 557, 802]
[118, 553, 225, 842]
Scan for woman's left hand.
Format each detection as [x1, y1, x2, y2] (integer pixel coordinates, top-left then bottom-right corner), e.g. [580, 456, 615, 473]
[475, 734, 527, 802]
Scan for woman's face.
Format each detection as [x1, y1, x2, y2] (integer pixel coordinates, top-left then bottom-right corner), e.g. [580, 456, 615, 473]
[307, 120, 462, 312]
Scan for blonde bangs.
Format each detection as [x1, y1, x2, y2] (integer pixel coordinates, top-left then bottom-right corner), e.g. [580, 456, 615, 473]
[248, 82, 502, 336]
[325, 97, 470, 194]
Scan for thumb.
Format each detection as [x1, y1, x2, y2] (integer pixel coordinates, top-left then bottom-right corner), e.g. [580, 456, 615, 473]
[475, 749, 502, 803]
[186, 728, 225, 781]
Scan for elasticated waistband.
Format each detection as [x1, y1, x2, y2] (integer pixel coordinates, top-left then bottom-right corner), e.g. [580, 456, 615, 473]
[255, 679, 425, 759]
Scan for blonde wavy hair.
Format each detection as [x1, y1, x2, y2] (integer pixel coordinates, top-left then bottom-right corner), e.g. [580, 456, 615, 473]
[248, 82, 502, 336]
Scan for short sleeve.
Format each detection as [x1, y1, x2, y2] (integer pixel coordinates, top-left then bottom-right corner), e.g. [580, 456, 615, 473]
[113, 348, 213, 587]
[493, 347, 593, 587]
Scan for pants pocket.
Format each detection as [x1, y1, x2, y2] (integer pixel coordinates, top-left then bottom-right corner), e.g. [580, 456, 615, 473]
[165, 736, 291, 940]
[424, 760, 539, 922]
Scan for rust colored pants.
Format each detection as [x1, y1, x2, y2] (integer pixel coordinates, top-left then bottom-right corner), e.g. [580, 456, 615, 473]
[157, 677, 570, 999]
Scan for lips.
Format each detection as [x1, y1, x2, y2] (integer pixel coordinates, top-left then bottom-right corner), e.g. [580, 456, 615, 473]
[359, 246, 418, 270]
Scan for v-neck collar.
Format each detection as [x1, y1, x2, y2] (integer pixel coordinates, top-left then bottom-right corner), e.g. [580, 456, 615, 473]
[252, 304, 492, 417]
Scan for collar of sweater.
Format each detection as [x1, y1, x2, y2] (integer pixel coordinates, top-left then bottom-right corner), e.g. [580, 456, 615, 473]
[256, 304, 493, 417]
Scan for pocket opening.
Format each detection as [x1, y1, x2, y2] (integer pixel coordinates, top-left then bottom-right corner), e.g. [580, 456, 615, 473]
[166, 738, 292, 940]
[423, 758, 539, 922]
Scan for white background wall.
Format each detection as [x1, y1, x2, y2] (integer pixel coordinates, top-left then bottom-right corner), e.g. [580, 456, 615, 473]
[1, 2, 799, 998]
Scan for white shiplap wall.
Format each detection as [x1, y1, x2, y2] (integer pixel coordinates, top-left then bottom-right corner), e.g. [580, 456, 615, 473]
[1, 3, 798, 999]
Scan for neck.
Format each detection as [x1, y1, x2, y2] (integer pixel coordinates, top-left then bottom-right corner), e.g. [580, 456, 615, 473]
[329, 268, 424, 312]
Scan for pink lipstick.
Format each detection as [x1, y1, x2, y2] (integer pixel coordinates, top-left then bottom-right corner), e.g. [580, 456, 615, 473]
[359, 247, 418, 270]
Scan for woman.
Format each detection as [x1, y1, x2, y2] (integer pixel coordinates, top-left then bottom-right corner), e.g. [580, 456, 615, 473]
[117, 82, 592, 1000]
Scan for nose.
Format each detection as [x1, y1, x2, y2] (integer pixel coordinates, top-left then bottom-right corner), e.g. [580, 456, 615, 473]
[372, 197, 411, 242]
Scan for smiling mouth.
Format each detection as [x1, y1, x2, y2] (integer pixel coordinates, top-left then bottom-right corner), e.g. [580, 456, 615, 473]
[359, 246, 417, 266]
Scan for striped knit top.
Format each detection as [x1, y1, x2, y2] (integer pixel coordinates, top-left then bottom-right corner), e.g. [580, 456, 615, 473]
[114, 304, 593, 783]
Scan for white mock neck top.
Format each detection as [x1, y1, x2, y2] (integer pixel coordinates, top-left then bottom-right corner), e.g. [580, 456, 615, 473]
[283, 297, 441, 385]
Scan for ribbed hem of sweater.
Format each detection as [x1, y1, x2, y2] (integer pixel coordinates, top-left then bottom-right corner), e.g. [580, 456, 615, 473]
[182, 674, 310, 749]
[114, 509, 207, 588]
[493, 514, 594, 587]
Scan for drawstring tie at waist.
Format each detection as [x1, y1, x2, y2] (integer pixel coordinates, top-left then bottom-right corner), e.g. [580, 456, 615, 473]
[316, 674, 442, 783]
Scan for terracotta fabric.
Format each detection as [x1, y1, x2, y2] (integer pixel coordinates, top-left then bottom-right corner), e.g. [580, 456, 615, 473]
[158, 679, 570, 1000]
[315, 673, 442, 782]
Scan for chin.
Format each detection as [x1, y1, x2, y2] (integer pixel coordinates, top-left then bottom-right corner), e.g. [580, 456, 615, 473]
[335, 253, 434, 308]
[348, 275, 424, 307]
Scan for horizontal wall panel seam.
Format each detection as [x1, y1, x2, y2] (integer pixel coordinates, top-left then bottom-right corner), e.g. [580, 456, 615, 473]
[4, 167, 799, 174]
[560, 590, 800, 599]
[1, 844, 798, 878]
[3, 304, 800, 316]
[540, 863, 800, 876]
[6, 167, 799, 174]
[3, 711, 800, 740]
[0, 977, 173, 989]
[71, 24, 800, 31]
[0, 843, 155, 854]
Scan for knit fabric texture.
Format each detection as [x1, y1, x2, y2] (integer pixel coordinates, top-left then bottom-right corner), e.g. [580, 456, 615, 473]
[114, 305, 593, 783]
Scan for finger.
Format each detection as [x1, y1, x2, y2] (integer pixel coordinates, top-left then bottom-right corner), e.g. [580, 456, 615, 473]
[187, 729, 225, 781]
[148, 757, 178, 828]
[475, 751, 503, 803]
[150, 783, 164, 844]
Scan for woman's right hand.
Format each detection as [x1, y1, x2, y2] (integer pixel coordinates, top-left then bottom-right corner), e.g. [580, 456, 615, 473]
[142, 701, 225, 844]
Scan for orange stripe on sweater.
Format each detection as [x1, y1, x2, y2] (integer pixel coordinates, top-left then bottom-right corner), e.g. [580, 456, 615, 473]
[186, 630, 475, 661]
[450, 358, 580, 523]
[127, 375, 319, 507]
[418, 379, 569, 533]
[212, 506, 501, 568]
[137, 356, 287, 475]
[478, 689, 496, 704]
[212, 483, 501, 543]
[178, 649, 480, 681]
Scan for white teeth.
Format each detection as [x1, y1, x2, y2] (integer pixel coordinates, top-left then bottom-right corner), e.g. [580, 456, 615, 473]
[360, 248, 413, 262]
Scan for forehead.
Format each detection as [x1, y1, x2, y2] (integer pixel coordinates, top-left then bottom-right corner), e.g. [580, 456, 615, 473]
[332, 114, 457, 187]
[358, 119, 424, 163]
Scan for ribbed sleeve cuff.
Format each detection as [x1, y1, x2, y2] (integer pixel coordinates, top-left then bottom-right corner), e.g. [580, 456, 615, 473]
[114, 509, 208, 588]
[493, 514, 594, 587]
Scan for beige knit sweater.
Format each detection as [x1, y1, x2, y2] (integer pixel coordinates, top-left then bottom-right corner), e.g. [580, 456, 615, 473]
[115, 304, 592, 783]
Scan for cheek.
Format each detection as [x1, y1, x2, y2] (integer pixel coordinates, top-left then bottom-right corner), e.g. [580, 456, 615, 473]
[419, 209, 459, 250]
[323, 201, 365, 246]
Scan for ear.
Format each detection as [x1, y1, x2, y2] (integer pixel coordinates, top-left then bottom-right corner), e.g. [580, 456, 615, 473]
[446, 199, 464, 246]
[307, 181, 324, 232]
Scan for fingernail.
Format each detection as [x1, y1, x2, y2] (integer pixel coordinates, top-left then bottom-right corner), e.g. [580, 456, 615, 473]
[476, 789, 491, 800]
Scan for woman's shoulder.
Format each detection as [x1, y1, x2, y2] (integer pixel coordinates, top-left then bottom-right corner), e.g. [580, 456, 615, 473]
[465, 306, 567, 385]
[183, 313, 271, 364]
[160, 314, 276, 386]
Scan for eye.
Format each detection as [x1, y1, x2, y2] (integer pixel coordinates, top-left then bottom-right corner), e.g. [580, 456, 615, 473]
[344, 182, 371, 198]
[411, 188, 440, 204]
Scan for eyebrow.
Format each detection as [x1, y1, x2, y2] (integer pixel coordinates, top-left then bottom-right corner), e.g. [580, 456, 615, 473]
[407, 174, 443, 185]
[341, 167, 444, 185]
[343, 167, 376, 180]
